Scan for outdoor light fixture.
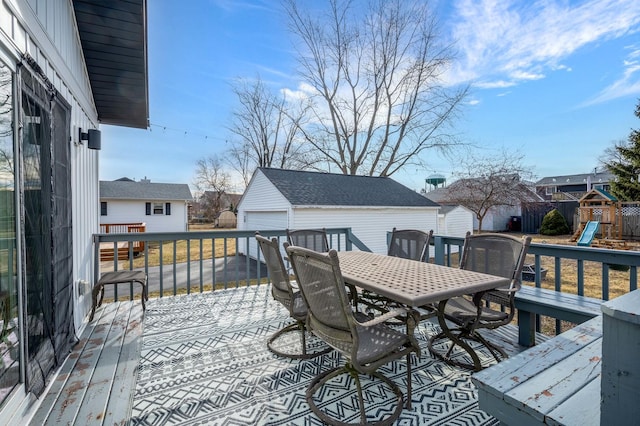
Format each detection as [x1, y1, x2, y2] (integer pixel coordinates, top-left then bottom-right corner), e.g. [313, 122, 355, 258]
[78, 128, 101, 150]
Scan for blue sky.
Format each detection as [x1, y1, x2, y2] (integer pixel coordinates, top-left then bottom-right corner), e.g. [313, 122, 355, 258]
[100, 0, 640, 193]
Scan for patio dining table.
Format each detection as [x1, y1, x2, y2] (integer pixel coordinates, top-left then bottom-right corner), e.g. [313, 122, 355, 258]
[336, 251, 510, 308]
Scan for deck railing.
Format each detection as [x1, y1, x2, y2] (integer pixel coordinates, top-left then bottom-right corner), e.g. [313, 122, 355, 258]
[99, 222, 146, 260]
[93, 229, 640, 339]
[93, 228, 368, 296]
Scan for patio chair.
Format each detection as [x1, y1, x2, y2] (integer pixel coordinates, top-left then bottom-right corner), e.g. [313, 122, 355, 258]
[286, 228, 329, 252]
[387, 228, 433, 261]
[428, 232, 531, 371]
[255, 233, 331, 359]
[286, 244, 421, 426]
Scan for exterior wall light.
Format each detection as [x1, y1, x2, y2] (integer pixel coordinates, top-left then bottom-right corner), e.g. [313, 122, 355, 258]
[78, 128, 101, 150]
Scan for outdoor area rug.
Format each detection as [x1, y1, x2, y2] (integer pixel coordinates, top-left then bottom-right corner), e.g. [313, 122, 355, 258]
[130, 285, 499, 425]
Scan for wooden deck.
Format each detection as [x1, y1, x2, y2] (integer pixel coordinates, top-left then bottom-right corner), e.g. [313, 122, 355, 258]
[26, 287, 550, 425]
[29, 301, 144, 425]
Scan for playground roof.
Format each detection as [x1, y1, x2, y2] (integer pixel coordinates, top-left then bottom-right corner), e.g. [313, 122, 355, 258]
[579, 188, 618, 203]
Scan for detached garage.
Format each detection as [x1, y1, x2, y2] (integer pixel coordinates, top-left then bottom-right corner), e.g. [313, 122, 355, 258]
[237, 168, 440, 257]
[438, 205, 474, 238]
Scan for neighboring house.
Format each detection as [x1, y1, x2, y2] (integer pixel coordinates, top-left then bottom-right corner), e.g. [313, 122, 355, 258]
[100, 178, 193, 233]
[0, 0, 148, 418]
[438, 205, 474, 238]
[237, 168, 440, 257]
[536, 171, 614, 201]
[426, 179, 542, 232]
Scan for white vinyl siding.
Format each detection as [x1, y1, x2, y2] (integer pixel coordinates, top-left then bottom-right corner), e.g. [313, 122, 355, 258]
[474, 205, 520, 232]
[0, 0, 108, 417]
[237, 171, 290, 217]
[438, 206, 474, 238]
[292, 207, 438, 255]
[244, 211, 288, 259]
[101, 200, 188, 233]
[1, 0, 102, 330]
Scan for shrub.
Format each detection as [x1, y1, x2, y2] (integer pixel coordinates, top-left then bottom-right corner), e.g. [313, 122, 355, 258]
[539, 209, 571, 236]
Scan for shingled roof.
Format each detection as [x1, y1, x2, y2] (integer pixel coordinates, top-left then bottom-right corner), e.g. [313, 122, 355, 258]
[258, 168, 438, 207]
[100, 179, 193, 201]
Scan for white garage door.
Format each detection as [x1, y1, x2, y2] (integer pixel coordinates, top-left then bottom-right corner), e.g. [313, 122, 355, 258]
[246, 211, 288, 231]
[245, 211, 288, 259]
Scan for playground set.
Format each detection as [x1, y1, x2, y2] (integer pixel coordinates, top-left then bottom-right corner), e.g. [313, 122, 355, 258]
[570, 188, 637, 250]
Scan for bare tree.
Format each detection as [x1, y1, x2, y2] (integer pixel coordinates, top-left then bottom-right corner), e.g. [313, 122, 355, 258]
[443, 151, 535, 232]
[193, 156, 233, 221]
[0, 65, 14, 182]
[600, 139, 628, 170]
[226, 76, 315, 186]
[284, 0, 468, 176]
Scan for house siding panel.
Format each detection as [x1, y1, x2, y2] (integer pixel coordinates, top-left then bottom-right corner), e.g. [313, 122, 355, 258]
[244, 210, 288, 259]
[0, 0, 102, 330]
[237, 170, 290, 216]
[293, 207, 438, 254]
[440, 206, 473, 238]
[0, 0, 111, 419]
[101, 200, 188, 233]
[237, 170, 292, 257]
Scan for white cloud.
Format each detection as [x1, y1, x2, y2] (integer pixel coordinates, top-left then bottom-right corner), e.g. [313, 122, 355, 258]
[447, 0, 640, 89]
[584, 46, 640, 105]
[474, 80, 517, 89]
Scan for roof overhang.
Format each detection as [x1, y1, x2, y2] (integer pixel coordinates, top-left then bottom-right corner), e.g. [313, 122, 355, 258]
[73, 0, 149, 129]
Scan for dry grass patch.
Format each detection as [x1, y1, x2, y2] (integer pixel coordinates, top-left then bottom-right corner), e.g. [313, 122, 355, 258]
[524, 233, 635, 300]
[126, 235, 237, 269]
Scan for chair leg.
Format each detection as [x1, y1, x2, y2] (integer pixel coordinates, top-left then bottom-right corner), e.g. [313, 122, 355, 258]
[267, 321, 331, 360]
[429, 306, 484, 371]
[428, 329, 483, 371]
[405, 352, 412, 409]
[306, 365, 404, 426]
[429, 305, 509, 371]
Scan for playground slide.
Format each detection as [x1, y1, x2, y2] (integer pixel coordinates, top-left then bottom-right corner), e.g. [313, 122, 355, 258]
[577, 221, 600, 246]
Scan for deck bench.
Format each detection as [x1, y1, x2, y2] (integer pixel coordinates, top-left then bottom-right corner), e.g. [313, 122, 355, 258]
[472, 315, 603, 425]
[514, 285, 603, 346]
[90, 270, 148, 321]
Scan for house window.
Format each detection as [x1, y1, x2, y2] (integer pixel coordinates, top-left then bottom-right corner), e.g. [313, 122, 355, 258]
[545, 186, 557, 195]
[100, 202, 107, 216]
[145, 202, 171, 215]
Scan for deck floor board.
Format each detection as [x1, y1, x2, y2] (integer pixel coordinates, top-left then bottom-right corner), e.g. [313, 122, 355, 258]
[29, 301, 143, 425]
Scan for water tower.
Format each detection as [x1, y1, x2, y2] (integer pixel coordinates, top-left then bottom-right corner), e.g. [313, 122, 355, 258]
[425, 174, 446, 191]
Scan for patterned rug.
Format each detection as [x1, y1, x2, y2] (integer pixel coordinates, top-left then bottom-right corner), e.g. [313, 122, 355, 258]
[130, 286, 499, 425]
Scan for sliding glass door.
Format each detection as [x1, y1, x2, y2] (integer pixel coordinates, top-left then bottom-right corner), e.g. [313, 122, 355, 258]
[20, 67, 74, 397]
[0, 59, 18, 406]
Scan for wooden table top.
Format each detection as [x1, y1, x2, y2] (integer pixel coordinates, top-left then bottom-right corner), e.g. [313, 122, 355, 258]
[337, 251, 510, 307]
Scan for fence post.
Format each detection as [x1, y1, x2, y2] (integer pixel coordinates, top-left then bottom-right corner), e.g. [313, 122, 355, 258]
[433, 236, 444, 265]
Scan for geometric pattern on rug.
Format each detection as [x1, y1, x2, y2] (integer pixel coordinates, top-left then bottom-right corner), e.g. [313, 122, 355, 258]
[130, 285, 499, 425]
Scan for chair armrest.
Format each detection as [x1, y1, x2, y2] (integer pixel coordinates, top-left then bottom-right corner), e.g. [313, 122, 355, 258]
[356, 308, 422, 358]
